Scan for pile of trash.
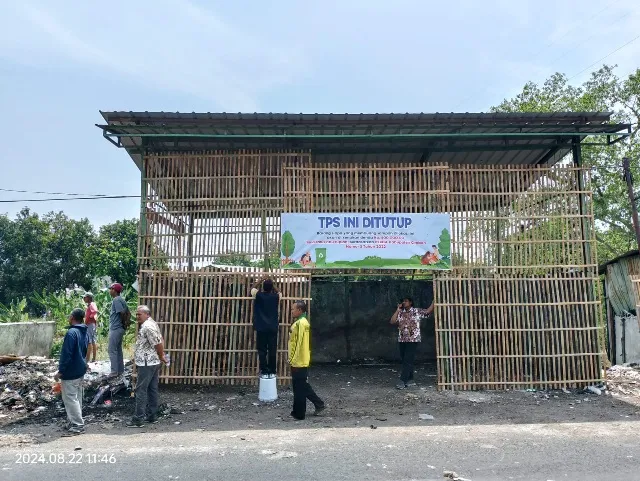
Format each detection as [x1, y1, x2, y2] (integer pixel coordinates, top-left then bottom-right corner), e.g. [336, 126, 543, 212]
[0, 357, 58, 415]
[84, 361, 133, 407]
[606, 362, 640, 398]
[0, 356, 133, 419]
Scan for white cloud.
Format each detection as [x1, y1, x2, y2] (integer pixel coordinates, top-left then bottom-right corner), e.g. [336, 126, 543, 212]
[0, 0, 309, 111]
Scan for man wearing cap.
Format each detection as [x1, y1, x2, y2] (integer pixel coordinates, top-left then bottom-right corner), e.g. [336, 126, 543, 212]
[108, 283, 130, 377]
[83, 292, 99, 363]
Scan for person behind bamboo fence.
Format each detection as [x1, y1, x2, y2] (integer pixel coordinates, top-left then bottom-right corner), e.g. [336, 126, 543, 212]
[251, 278, 281, 378]
[83, 292, 99, 363]
[54, 308, 88, 436]
[390, 297, 433, 389]
[127, 305, 167, 428]
[289, 300, 325, 420]
[108, 283, 131, 377]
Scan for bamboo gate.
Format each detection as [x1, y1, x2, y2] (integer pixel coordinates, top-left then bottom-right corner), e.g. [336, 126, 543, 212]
[137, 150, 603, 390]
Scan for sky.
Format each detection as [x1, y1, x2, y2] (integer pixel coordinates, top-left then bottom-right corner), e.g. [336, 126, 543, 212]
[0, 0, 639, 228]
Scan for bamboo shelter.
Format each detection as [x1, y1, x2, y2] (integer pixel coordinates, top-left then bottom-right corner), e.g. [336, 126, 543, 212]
[98, 112, 630, 390]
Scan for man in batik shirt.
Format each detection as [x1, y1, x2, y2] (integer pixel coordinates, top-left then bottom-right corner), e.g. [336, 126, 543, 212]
[390, 297, 433, 389]
[127, 305, 166, 427]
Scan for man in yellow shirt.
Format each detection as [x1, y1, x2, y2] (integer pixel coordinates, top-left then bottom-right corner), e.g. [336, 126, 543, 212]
[288, 300, 325, 420]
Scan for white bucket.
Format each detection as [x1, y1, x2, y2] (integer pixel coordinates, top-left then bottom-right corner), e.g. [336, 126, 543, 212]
[258, 376, 278, 402]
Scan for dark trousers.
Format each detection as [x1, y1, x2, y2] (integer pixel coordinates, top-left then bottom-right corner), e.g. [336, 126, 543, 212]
[134, 364, 160, 420]
[399, 342, 418, 383]
[291, 367, 324, 420]
[256, 330, 278, 375]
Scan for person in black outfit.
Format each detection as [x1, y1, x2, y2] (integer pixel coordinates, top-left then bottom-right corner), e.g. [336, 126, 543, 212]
[251, 278, 281, 378]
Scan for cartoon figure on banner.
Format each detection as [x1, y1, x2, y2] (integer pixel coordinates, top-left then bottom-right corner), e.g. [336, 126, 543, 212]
[300, 252, 315, 268]
[421, 244, 442, 265]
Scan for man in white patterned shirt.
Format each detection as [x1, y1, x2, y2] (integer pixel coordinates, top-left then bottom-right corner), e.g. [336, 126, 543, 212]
[127, 305, 166, 428]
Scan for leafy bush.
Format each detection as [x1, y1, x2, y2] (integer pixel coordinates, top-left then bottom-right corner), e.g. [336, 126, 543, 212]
[0, 298, 30, 323]
[32, 290, 84, 331]
[31, 288, 138, 358]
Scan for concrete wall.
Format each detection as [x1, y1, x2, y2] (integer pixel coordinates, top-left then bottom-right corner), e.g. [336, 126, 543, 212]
[309, 280, 434, 363]
[615, 314, 640, 364]
[0, 321, 56, 357]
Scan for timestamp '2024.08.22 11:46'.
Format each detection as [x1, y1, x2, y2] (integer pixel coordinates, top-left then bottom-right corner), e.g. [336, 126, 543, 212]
[15, 453, 117, 464]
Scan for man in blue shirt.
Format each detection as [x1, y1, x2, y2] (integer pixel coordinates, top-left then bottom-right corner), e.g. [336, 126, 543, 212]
[54, 308, 88, 436]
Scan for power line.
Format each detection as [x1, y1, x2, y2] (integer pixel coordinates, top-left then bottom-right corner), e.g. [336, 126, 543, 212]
[452, 2, 617, 110]
[543, 9, 634, 67]
[566, 33, 640, 81]
[0, 187, 114, 197]
[545, 33, 640, 110]
[0, 195, 140, 203]
[522, 1, 616, 62]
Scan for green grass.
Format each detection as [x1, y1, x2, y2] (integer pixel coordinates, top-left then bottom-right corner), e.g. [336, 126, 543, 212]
[284, 257, 451, 270]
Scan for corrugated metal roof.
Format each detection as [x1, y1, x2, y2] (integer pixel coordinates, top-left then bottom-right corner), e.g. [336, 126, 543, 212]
[600, 251, 640, 316]
[599, 250, 639, 274]
[97, 111, 631, 169]
[101, 111, 619, 125]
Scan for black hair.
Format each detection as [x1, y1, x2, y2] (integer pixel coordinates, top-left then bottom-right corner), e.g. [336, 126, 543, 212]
[293, 300, 307, 313]
[402, 297, 414, 307]
[263, 279, 274, 293]
[70, 308, 85, 322]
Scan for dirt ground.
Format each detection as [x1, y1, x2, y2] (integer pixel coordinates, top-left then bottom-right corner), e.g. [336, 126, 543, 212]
[2, 362, 640, 449]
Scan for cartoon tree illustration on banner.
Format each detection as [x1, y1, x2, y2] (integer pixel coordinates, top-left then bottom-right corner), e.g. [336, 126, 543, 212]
[281, 231, 296, 264]
[438, 228, 451, 258]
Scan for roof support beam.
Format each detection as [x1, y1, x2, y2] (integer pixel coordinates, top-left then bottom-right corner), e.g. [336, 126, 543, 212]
[573, 136, 592, 271]
[536, 144, 564, 165]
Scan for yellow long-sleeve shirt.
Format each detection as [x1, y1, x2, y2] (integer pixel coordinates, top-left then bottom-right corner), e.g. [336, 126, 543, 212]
[288, 315, 311, 368]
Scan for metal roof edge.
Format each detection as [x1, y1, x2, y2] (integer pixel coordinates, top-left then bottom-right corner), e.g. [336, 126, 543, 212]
[598, 249, 640, 275]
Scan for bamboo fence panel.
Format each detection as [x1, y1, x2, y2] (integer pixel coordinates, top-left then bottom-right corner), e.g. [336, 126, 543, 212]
[138, 151, 312, 385]
[435, 165, 602, 390]
[139, 269, 311, 385]
[140, 150, 309, 269]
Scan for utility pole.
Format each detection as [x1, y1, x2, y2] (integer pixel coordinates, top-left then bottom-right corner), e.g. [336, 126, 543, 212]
[622, 157, 640, 252]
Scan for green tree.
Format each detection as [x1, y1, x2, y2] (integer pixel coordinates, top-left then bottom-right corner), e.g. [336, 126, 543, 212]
[492, 66, 640, 262]
[281, 231, 295, 262]
[85, 219, 139, 286]
[0, 208, 95, 308]
[438, 228, 451, 258]
[253, 240, 282, 270]
[211, 251, 253, 267]
[46, 212, 94, 290]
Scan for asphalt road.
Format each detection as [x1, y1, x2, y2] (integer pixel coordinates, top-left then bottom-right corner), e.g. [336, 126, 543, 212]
[1, 420, 639, 481]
